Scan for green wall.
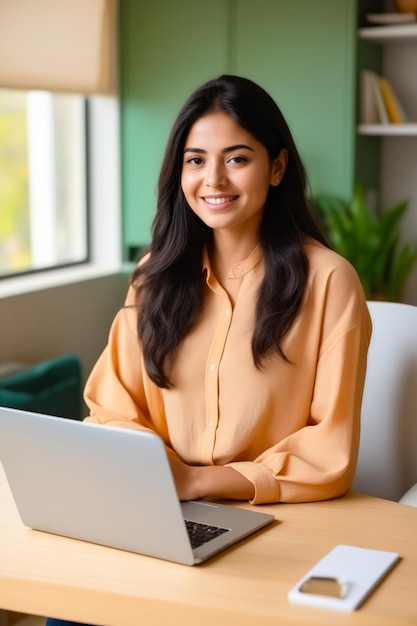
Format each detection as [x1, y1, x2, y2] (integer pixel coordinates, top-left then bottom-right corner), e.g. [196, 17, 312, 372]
[119, 0, 357, 257]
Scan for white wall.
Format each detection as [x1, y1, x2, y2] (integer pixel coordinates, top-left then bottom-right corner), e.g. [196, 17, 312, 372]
[381, 41, 417, 306]
[0, 273, 129, 414]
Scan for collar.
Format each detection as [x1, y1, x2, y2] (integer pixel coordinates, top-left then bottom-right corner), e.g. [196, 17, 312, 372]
[202, 245, 262, 280]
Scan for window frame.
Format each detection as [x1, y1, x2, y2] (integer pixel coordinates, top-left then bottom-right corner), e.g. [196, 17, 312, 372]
[0, 92, 90, 280]
[0, 94, 122, 298]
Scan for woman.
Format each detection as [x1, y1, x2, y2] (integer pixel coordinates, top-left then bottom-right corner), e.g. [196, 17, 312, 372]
[46, 75, 371, 625]
[84, 74, 371, 504]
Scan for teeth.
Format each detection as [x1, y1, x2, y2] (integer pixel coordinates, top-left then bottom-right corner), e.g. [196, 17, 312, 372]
[205, 196, 235, 205]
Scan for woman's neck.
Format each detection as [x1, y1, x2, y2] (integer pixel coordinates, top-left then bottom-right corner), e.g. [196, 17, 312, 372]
[209, 230, 259, 292]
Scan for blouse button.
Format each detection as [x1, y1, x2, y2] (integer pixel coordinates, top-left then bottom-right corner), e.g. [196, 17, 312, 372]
[225, 308, 230, 315]
[210, 363, 216, 371]
[209, 421, 214, 427]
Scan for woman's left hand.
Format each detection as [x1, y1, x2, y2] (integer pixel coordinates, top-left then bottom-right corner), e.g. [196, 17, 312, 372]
[168, 455, 255, 502]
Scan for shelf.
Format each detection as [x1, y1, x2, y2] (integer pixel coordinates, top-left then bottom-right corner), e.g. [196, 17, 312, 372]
[359, 23, 417, 43]
[358, 123, 417, 136]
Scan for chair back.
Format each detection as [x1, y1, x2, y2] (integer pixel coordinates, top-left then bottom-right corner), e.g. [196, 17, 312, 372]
[352, 301, 417, 501]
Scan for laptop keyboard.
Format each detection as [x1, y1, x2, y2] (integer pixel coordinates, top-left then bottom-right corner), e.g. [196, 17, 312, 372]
[185, 519, 230, 549]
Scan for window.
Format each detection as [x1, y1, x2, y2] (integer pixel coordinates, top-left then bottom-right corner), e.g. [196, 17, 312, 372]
[0, 89, 88, 278]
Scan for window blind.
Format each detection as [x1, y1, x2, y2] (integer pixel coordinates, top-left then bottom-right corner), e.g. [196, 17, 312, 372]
[0, 0, 117, 94]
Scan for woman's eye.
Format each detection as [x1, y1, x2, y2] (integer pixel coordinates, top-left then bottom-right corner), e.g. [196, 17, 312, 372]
[228, 155, 247, 165]
[186, 157, 204, 166]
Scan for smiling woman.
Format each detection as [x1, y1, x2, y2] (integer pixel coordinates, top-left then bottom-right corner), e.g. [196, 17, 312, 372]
[43, 72, 373, 626]
[181, 111, 287, 264]
[83, 74, 372, 504]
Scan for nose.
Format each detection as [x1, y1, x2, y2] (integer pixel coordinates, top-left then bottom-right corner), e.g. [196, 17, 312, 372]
[205, 161, 226, 187]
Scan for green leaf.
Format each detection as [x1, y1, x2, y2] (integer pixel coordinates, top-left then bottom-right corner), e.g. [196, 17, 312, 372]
[313, 183, 417, 301]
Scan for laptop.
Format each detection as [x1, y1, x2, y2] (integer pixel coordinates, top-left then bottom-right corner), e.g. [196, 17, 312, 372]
[0, 406, 274, 565]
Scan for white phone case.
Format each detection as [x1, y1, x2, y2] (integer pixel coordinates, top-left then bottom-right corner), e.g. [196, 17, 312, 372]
[288, 544, 400, 612]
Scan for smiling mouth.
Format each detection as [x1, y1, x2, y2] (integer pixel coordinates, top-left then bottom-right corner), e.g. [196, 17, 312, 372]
[203, 195, 238, 206]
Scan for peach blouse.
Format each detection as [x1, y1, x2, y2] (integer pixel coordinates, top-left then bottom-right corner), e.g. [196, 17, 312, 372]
[84, 239, 372, 504]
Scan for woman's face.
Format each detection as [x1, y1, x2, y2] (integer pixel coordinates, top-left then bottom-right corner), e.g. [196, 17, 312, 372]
[181, 111, 287, 236]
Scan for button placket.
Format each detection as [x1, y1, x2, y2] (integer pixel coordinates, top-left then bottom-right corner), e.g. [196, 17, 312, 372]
[203, 296, 233, 459]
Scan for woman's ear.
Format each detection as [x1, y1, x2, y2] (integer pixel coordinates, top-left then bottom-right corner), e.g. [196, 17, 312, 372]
[270, 148, 288, 186]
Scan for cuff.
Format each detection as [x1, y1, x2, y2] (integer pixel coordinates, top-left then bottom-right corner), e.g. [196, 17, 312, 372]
[225, 461, 281, 505]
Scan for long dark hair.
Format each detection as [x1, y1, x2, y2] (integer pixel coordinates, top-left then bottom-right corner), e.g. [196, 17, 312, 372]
[131, 75, 328, 387]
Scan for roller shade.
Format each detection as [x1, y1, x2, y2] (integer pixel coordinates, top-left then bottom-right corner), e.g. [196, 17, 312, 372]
[0, 0, 118, 94]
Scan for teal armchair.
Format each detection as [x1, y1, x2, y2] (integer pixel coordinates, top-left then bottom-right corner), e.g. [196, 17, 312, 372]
[0, 354, 83, 420]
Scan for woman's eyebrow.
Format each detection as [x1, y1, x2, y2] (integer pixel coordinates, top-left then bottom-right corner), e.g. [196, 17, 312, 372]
[183, 144, 255, 154]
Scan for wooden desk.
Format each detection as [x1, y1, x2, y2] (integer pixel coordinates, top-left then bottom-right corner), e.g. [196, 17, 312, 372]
[1, 463, 416, 626]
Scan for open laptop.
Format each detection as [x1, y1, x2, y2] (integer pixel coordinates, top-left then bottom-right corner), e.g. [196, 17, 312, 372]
[0, 406, 274, 565]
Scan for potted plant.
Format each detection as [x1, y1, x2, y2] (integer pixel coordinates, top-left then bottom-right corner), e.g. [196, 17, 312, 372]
[314, 183, 417, 301]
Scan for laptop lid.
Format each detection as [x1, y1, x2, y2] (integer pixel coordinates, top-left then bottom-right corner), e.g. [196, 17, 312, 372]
[0, 407, 274, 565]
